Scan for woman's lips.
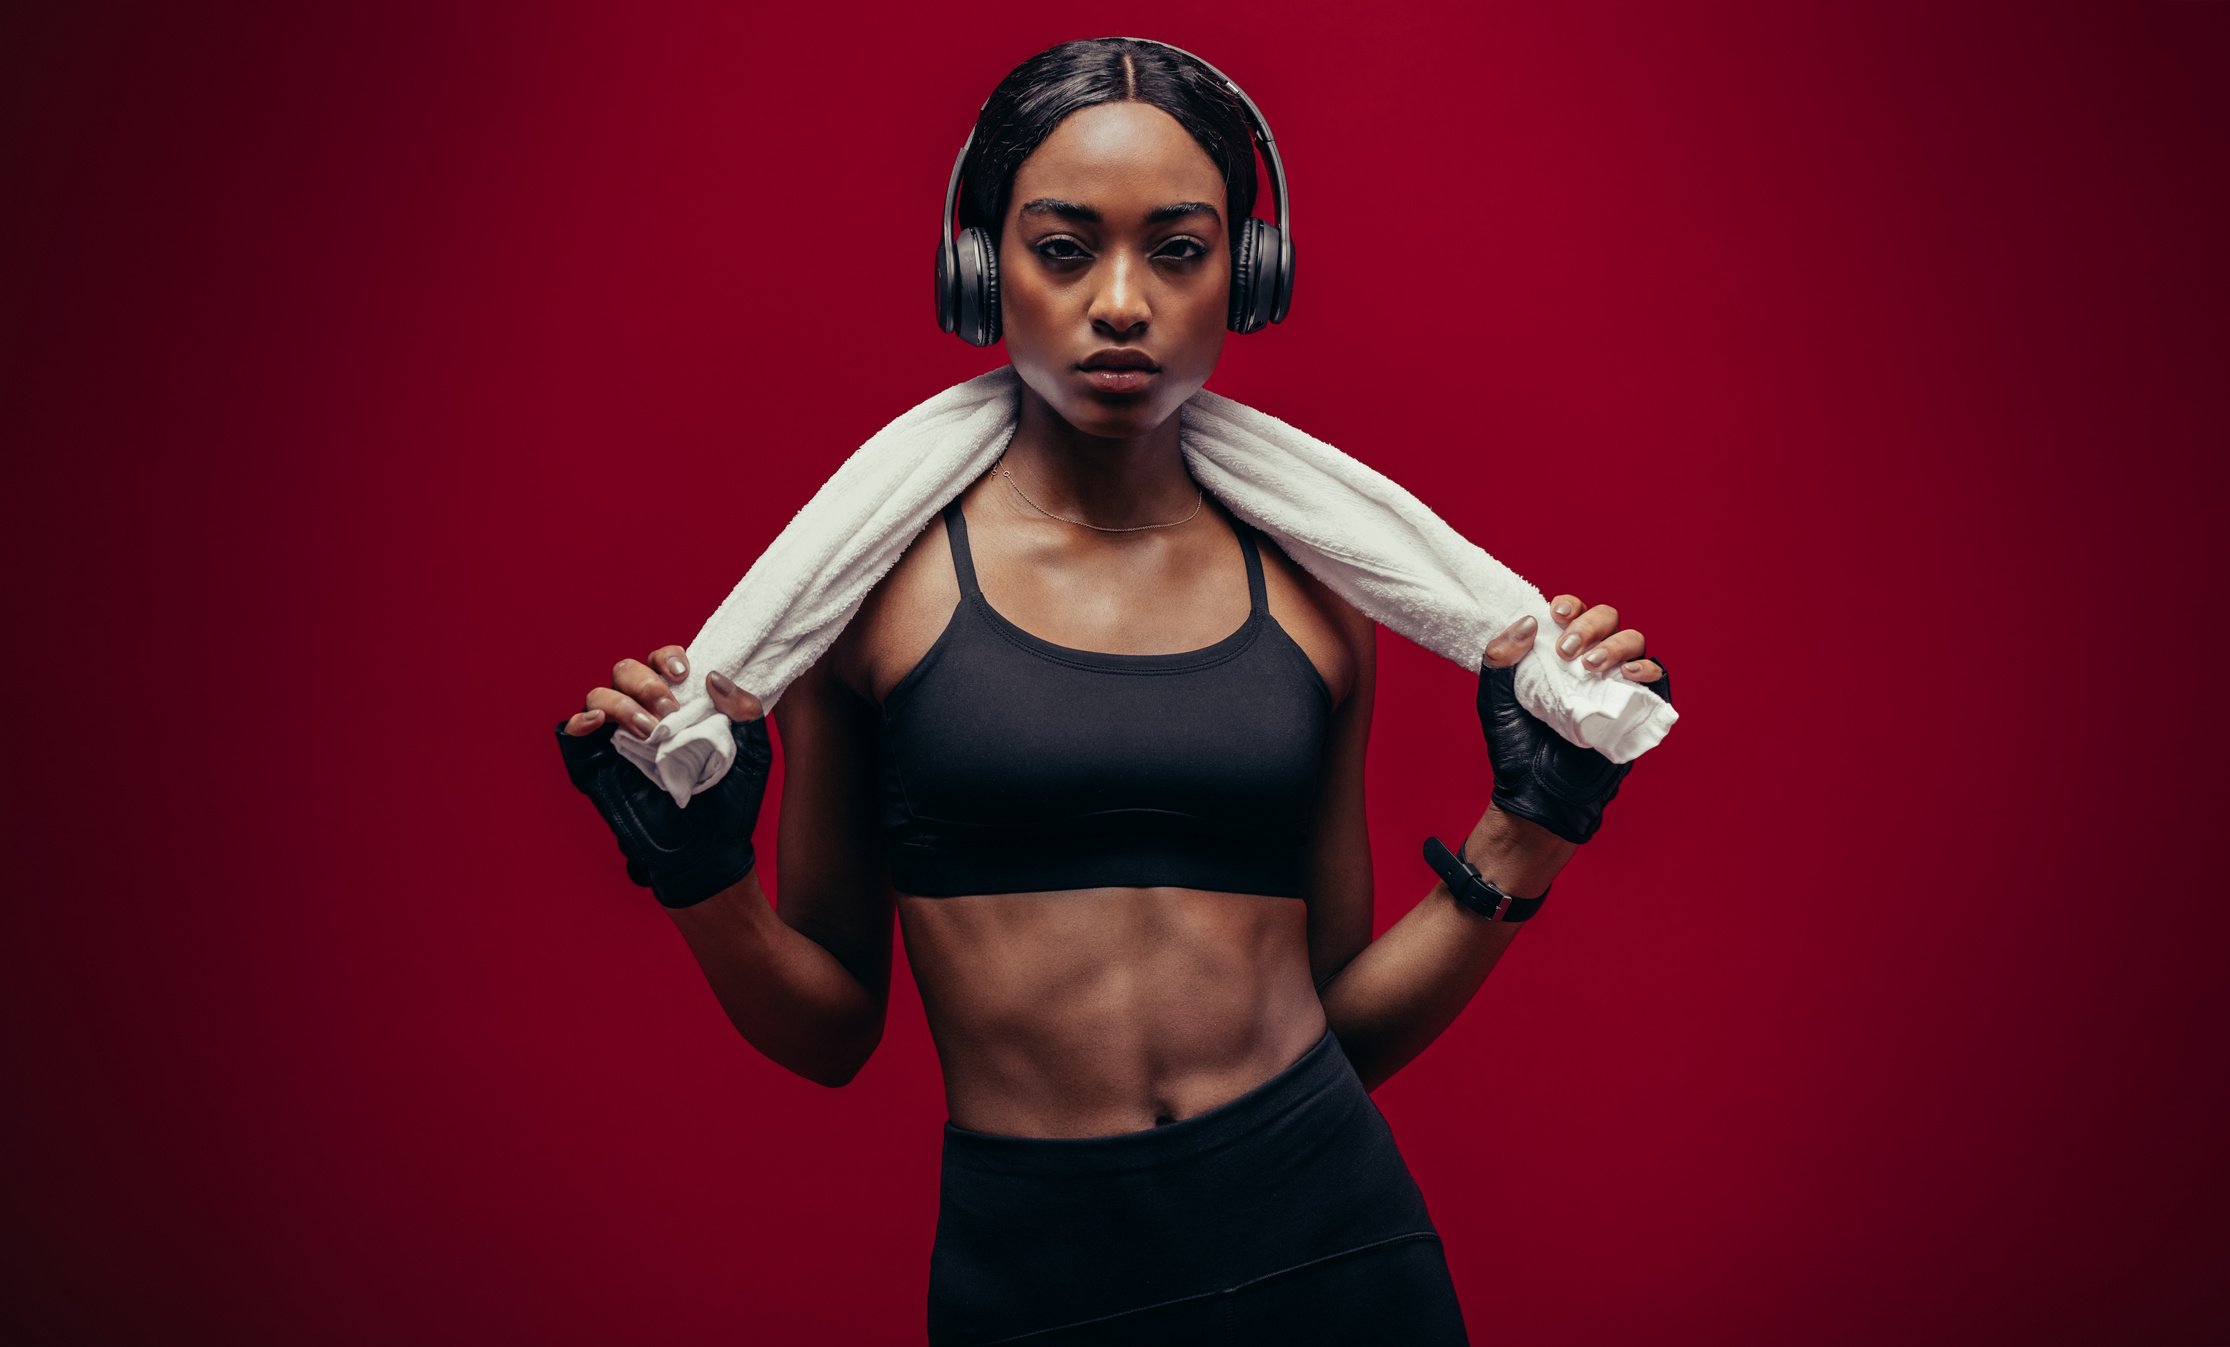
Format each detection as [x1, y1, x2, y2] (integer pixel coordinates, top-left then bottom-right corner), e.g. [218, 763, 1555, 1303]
[1078, 367, 1157, 394]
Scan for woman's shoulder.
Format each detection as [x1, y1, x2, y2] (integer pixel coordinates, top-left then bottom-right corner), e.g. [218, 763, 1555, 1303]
[1250, 527, 1373, 638]
[825, 500, 965, 704]
[1247, 525, 1373, 705]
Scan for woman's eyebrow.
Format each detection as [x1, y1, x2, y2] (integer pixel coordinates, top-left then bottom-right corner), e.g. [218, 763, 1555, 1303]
[1017, 198, 1223, 227]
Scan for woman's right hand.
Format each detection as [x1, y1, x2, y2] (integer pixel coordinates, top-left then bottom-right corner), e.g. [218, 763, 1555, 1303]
[1475, 598, 1671, 846]
[554, 644, 773, 909]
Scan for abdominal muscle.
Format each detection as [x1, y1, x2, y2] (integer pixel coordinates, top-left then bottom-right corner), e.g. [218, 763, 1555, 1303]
[897, 884, 1329, 1139]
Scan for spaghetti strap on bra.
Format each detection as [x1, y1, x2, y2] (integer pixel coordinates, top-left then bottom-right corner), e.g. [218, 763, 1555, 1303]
[941, 497, 986, 599]
[1239, 517, 1268, 614]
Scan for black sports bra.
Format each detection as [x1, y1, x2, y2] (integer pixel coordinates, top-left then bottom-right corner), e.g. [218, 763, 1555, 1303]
[879, 498, 1334, 899]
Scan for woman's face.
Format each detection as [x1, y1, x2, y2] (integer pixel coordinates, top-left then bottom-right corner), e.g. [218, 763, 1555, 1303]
[998, 100, 1232, 440]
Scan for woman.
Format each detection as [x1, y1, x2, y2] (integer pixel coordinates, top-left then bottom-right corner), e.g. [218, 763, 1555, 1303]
[556, 36, 1669, 1346]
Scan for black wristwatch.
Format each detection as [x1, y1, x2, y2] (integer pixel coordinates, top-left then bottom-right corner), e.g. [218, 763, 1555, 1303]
[1423, 835, 1550, 923]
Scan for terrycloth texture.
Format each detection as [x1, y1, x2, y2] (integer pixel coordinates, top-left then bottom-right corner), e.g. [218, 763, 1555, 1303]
[612, 364, 1679, 808]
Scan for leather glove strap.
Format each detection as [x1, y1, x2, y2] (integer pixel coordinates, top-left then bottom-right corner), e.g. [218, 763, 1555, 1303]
[554, 715, 773, 908]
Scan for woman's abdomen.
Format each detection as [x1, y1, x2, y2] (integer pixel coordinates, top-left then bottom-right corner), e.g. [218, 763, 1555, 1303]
[897, 885, 1328, 1138]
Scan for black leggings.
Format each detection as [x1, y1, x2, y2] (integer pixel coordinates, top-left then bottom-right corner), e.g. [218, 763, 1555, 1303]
[926, 1026, 1471, 1345]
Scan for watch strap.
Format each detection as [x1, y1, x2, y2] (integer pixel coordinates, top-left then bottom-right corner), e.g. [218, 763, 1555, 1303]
[1422, 834, 1550, 922]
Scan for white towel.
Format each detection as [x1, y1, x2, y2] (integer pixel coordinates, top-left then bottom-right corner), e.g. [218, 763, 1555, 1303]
[612, 364, 1678, 808]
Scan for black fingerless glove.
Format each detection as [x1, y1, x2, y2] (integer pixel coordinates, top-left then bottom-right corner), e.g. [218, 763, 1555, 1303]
[553, 715, 774, 908]
[1475, 657, 1673, 846]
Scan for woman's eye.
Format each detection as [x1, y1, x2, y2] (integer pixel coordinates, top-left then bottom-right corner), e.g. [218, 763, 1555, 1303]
[1032, 238, 1207, 263]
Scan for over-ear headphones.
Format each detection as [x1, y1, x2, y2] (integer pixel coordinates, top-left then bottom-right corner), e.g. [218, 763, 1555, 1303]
[934, 37, 1294, 348]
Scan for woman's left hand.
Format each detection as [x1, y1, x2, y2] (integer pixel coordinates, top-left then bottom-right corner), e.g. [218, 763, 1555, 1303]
[1487, 594, 1667, 684]
[1476, 594, 1672, 846]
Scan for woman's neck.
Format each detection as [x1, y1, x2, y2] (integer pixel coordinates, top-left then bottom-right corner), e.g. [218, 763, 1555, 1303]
[998, 384, 1196, 531]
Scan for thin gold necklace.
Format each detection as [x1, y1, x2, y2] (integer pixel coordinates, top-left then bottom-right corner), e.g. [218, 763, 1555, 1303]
[995, 452, 1204, 533]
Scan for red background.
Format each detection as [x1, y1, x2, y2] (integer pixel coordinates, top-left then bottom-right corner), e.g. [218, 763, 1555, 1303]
[5, 3, 2226, 1343]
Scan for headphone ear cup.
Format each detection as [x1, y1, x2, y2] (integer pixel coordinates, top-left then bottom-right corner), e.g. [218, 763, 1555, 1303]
[935, 232, 959, 336]
[1229, 217, 1283, 334]
[978, 228, 1001, 346]
[1227, 216, 1260, 334]
[952, 225, 1001, 347]
[1271, 223, 1294, 325]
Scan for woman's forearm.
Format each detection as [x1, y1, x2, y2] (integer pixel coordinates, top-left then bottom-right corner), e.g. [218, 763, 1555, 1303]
[1318, 807, 1576, 1091]
[662, 869, 884, 1088]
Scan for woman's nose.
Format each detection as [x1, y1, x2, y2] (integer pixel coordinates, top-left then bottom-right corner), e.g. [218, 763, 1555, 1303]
[1087, 252, 1150, 333]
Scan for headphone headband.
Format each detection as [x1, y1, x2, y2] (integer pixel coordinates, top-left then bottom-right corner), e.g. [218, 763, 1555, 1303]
[937, 37, 1293, 335]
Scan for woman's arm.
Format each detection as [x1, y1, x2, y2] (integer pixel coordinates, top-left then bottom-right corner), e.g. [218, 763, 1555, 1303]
[1316, 807, 1573, 1093]
[1304, 605, 1585, 1093]
[664, 649, 895, 1088]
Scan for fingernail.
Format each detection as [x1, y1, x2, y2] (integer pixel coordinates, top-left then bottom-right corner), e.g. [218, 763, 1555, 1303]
[1553, 600, 1574, 617]
[708, 670, 735, 694]
[1623, 661, 1646, 675]
[1515, 615, 1536, 635]
[667, 657, 686, 678]
[1585, 647, 1609, 667]
[581, 708, 603, 723]
[632, 711, 656, 736]
[1558, 632, 1581, 657]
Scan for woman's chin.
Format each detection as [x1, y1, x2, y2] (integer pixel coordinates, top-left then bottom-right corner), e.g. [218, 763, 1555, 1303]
[1012, 361, 1199, 441]
[1055, 386, 1196, 440]
[1062, 403, 1164, 439]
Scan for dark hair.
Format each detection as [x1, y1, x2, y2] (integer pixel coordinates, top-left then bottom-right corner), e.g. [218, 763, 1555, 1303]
[958, 38, 1260, 263]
